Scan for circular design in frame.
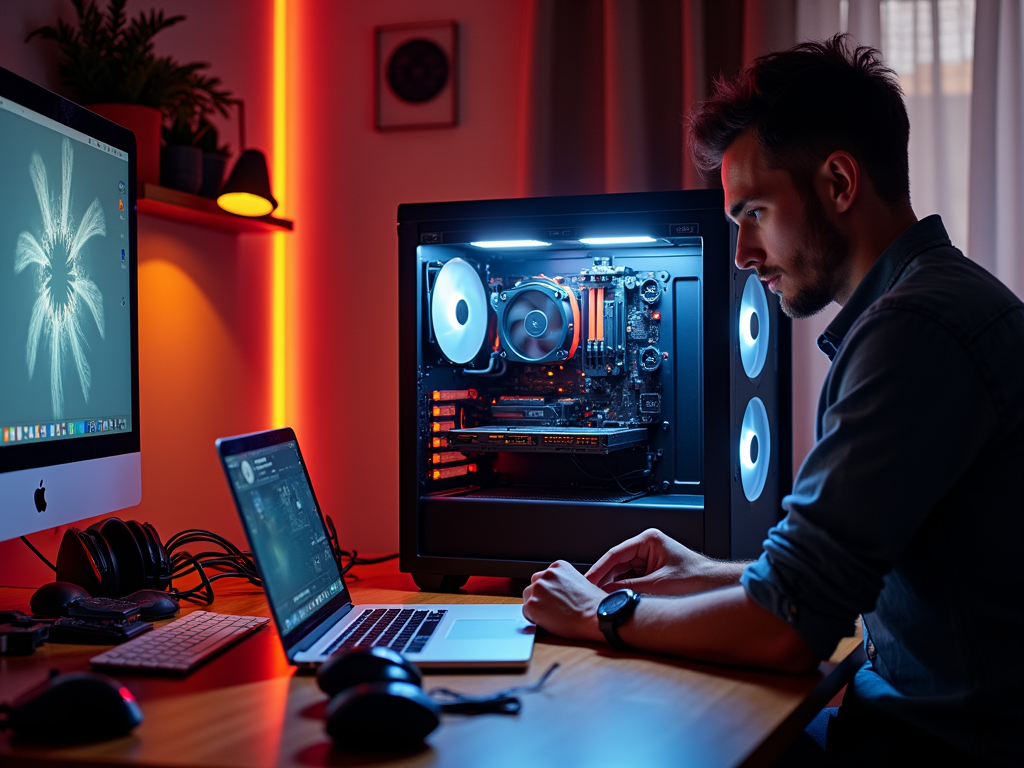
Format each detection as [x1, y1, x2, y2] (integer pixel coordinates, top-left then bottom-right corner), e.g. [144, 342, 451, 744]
[388, 39, 449, 103]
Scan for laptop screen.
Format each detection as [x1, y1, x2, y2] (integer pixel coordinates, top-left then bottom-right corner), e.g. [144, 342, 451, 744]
[222, 437, 346, 637]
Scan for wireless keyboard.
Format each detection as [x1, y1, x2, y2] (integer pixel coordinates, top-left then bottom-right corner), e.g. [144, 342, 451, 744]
[90, 610, 269, 674]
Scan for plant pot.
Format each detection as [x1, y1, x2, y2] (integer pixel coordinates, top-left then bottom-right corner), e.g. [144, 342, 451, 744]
[87, 103, 162, 188]
[160, 145, 203, 194]
[199, 153, 229, 198]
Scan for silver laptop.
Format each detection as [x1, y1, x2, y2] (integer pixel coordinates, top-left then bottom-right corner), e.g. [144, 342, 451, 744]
[216, 428, 535, 669]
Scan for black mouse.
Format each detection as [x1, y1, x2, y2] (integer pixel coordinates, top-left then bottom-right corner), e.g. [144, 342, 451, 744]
[317, 646, 423, 696]
[6, 671, 143, 743]
[123, 589, 180, 620]
[30, 581, 90, 617]
[325, 681, 440, 751]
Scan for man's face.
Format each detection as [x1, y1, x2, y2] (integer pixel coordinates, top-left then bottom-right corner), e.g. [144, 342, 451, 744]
[721, 130, 850, 319]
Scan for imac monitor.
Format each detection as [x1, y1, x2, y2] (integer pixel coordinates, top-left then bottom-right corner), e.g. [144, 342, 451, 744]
[0, 66, 140, 541]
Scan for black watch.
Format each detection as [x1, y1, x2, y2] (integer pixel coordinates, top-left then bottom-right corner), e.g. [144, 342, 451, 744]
[597, 589, 641, 650]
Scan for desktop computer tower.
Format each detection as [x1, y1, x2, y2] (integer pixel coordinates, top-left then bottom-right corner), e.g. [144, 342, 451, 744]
[397, 190, 791, 591]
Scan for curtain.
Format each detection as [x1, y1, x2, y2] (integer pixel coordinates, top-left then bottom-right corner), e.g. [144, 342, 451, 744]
[968, 0, 1023, 299]
[519, 0, 748, 197]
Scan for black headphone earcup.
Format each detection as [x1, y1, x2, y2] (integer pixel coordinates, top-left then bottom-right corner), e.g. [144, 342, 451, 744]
[317, 646, 424, 696]
[82, 528, 119, 597]
[55, 528, 105, 597]
[123, 520, 161, 590]
[93, 518, 145, 596]
[139, 522, 172, 590]
[325, 681, 440, 751]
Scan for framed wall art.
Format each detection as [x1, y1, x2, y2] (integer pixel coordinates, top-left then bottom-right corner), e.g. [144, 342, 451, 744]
[376, 21, 458, 130]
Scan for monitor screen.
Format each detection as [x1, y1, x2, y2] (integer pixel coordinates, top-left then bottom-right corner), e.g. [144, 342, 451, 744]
[0, 66, 140, 541]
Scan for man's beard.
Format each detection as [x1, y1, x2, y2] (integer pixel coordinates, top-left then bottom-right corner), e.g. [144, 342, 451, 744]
[768, 193, 851, 319]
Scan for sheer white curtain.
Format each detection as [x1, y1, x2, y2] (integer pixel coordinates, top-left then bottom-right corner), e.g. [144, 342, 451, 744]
[968, 0, 1023, 299]
[882, 1, 975, 253]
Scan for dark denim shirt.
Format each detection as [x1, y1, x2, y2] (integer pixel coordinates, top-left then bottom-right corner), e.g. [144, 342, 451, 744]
[741, 216, 1024, 765]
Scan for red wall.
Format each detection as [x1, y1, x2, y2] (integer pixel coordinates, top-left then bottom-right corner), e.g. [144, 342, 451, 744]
[287, 1, 530, 554]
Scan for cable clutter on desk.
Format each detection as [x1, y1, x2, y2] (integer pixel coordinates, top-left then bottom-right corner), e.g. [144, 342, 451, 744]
[18, 513, 398, 607]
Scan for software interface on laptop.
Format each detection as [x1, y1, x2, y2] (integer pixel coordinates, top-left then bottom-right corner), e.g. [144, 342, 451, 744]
[222, 441, 344, 635]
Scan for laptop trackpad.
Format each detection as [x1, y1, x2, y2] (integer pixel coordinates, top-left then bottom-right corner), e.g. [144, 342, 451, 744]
[446, 619, 524, 640]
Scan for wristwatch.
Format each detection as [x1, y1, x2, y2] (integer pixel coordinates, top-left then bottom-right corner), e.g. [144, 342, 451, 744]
[597, 588, 641, 650]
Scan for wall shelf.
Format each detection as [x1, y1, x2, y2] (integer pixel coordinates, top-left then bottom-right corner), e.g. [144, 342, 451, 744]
[137, 183, 293, 234]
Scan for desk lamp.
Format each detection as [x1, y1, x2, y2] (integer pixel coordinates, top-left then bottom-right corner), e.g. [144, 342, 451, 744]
[216, 100, 277, 217]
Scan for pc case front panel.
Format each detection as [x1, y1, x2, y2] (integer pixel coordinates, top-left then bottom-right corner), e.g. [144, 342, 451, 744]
[397, 191, 789, 584]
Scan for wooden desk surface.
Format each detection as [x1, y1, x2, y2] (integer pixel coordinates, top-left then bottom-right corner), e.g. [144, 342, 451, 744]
[0, 564, 863, 768]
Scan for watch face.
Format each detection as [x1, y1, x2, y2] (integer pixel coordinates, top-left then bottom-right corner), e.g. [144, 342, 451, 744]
[599, 590, 632, 617]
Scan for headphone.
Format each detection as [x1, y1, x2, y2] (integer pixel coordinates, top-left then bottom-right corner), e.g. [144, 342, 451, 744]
[316, 647, 559, 752]
[55, 518, 172, 598]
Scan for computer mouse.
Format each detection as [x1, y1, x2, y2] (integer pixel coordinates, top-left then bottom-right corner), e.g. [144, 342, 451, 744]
[6, 671, 143, 743]
[325, 681, 440, 751]
[30, 581, 91, 617]
[317, 646, 423, 696]
[123, 589, 180, 620]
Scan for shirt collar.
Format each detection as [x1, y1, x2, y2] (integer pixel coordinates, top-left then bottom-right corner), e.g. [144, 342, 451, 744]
[816, 215, 951, 361]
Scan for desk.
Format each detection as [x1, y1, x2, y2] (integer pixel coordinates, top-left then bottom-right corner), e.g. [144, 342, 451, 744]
[0, 564, 862, 768]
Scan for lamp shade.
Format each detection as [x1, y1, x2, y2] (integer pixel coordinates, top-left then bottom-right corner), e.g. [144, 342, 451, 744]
[217, 149, 277, 217]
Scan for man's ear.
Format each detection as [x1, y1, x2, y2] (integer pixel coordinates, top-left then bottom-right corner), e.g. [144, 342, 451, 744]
[818, 151, 859, 214]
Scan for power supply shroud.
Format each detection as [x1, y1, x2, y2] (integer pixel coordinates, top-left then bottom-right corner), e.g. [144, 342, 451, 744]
[398, 190, 791, 591]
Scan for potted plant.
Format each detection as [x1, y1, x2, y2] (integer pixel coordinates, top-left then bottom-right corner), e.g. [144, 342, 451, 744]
[26, 0, 229, 190]
[161, 72, 235, 195]
[195, 120, 232, 199]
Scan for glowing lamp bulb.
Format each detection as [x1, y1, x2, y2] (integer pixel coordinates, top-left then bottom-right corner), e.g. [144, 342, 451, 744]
[217, 191, 275, 217]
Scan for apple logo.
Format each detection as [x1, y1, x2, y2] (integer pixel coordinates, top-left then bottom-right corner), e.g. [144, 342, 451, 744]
[34, 480, 47, 513]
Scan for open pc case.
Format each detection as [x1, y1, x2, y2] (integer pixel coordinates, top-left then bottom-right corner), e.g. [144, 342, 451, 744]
[398, 190, 790, 591]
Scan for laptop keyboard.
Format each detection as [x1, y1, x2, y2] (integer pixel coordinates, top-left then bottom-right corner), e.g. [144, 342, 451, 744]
[326, 608, 447, 655]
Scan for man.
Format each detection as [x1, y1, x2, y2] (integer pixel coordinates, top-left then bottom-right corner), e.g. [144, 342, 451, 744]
[522, 35, 1023, 767]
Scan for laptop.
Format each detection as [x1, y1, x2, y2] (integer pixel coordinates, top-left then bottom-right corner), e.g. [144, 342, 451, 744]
[216, 428, 535, 669]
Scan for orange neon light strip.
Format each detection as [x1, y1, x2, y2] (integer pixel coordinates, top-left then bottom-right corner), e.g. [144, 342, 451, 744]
[271, 0, 288, 427]
[596, 287, 605, 341]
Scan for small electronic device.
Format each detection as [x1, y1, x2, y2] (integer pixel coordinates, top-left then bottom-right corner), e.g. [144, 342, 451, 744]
[318, 646, 559, 751]
[67, 597, 141, 621]
[0, 615, 49, 656]
[48, 616, 152, 644]
[122, 589, 180, 620]
[0, 66, 141, 542]
[2, 671, 143, 743]
[216, 428, 536, 669]
[30, 581, 91, 617]
[326, 680, 441, 752]
[90, 610, 268, 674]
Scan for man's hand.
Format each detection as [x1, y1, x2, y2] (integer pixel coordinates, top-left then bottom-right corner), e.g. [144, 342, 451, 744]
[522, 560, 606, 643]
[585, 528, 744, 595]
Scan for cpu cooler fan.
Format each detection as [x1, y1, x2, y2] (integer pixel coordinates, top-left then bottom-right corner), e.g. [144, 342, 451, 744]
[494, 278, 580, 363]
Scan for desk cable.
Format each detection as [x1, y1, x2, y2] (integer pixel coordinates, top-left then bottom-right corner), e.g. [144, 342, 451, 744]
[428, 662, 560, 715]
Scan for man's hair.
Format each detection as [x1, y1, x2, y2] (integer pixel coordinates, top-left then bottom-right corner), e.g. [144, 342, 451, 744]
[689, 34, 910, 208]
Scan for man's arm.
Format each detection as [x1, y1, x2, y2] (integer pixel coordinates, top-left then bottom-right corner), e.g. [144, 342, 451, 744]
[585, 528, 747, 595]
[523, 560, 819, 674]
